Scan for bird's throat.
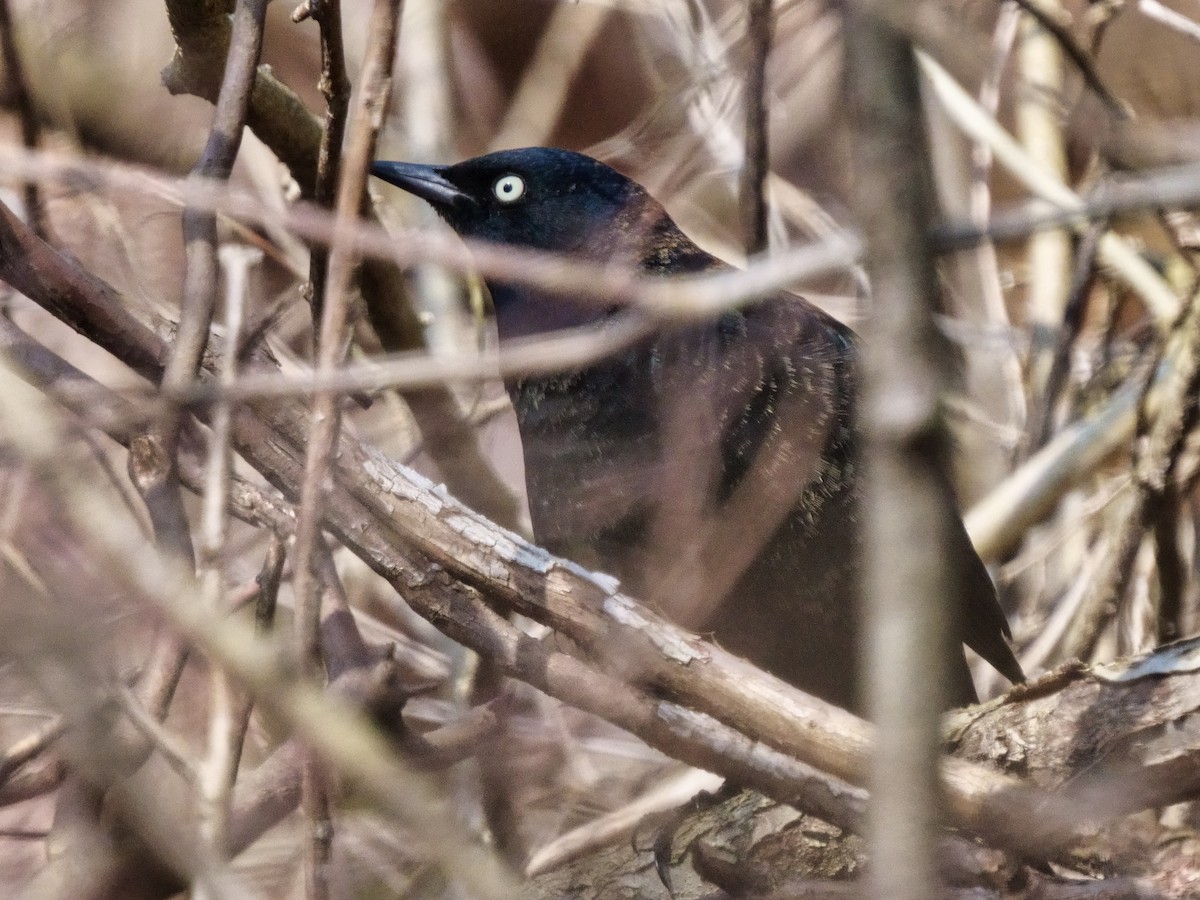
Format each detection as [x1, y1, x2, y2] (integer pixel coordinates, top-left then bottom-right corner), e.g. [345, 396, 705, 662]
[488, 282, 615, 342]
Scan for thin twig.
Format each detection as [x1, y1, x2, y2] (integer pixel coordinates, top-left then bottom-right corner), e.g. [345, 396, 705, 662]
[938, 160, 1200, 248]
[975, 2, 1028, 455]
[196, 243, 260, 863]
[0, 0, 46, 237]
[927, 3, 1025, 497]
[290, 0, 404, 671]
[1137, 0, 1200, 44]
[1005, 0, 1129, 120]
[289, 2, 405, 896]
[303, 0, 351, 337]
[162, 0, 269, 435]
[301, 760, 333, 900]
[395, 0, 465, 357]
[971, 5, 1020, 226]
[0, 715, 65, 783]
[154, 314, 654, 408]
[741, 0, 773, 256]
[115, 687, 197, 784]
[1032, 222, 1105, 449]
[966, 370, 1142, 561]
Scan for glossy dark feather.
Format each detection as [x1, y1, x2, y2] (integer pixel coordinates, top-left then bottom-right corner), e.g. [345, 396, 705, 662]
[372, 148, 1024, 713]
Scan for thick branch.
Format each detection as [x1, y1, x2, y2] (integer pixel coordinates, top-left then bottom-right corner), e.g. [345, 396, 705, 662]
[846, 6, 958, 897]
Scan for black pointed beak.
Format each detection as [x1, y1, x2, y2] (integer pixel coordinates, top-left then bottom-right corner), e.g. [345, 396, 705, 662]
[370, 161, 471, 209]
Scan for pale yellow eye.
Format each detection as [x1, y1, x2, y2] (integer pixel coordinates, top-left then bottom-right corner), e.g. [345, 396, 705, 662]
[492, 174, 525, 203]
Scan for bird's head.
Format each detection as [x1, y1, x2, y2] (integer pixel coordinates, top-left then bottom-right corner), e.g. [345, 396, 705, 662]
[371, 147, 662, 261]
[371, 148, 711, 339]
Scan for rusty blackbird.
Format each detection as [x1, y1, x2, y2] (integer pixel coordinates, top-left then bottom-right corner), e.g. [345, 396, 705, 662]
[371, 147, 1024, 713]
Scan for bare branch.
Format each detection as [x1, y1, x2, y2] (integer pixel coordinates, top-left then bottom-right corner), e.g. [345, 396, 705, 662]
[1006, 0, 1129, 120]
[846, 5, 957, 896]
[0, 0, 46, 237]
[303, 0, 351, 334]
[741, 0, 773, 256]
[287, 3, 404, 894]
[195, 243, 261, 862]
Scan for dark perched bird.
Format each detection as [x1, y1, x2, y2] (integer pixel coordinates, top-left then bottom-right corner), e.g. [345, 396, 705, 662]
[372, 148, 1023, 713]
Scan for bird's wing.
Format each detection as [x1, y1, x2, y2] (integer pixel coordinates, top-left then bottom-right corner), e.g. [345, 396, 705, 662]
[636, 293, 857, 627]
[956, 520, 1025, 684]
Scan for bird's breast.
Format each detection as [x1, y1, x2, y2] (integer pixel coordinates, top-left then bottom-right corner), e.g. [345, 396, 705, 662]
[508, 355, 661, 566]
